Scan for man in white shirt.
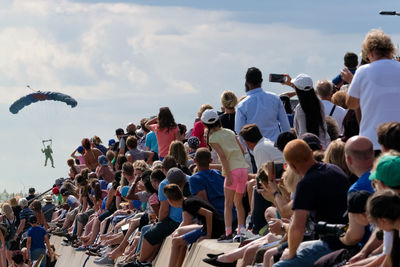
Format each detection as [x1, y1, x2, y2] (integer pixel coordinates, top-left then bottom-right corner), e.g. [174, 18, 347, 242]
[316, 80, 346, 134]
[346, 29, 400, 151]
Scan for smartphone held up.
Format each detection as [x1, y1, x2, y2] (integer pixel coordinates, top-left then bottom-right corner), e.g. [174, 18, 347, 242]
[269, 74, 287, 83]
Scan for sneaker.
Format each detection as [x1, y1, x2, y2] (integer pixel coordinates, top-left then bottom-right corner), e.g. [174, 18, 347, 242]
[94, 255, 114, 265]
[217, 233, 234, 243]
[61, 240, 71, 246]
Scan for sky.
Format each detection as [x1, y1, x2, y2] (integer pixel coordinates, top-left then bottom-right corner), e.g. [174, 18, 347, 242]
[1, 0, 400, 193]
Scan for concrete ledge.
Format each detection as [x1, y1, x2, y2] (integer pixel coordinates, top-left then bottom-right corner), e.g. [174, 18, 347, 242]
[51, 235, 241, 267]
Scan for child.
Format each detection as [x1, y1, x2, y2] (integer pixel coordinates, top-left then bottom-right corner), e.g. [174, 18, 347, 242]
[163, 184, 225, 267]
[332, 52, 358, 89]
[26, 216, 53, 267]
[145, 107, 180, 161]
[201, 109, 248, 242]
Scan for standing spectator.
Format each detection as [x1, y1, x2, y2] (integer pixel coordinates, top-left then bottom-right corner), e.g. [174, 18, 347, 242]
[145, 127, 159, 161]
[316, 80, 347, 134]
[95, 155, 115, 183]
[42, 195, 55, 223]
[202, 109, 248, 242]
[125, 136, 153, 164]
[9, 198, 21, 228]
[346, 29, 400, 152]
[70, 146, 86, 165]
[235, 67, 290, 143]
[0, 203, 17, 266]
[14, 198, 34, 240]
[332, 52, 359, 88]
[331, 91, 359, 142]
[283, 74, 331, 149]
[81, 138, 103, 171]
[145, 107, 180, 161]
[219, 91, 238, 132]
[192, 104, 213, 148]
[26, 216, 53, 267]
[92, 136, 107, 155]
[26, 188, 36, 202]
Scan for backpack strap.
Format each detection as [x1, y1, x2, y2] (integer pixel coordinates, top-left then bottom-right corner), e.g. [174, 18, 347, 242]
[329, 105, 337, 117]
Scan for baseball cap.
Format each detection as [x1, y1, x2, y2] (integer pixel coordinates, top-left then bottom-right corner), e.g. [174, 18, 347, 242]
[115, 128, 125, 136]
[52, 187, 60, 195]
[347, 190, 371, 214]
[100, 180, 108, 190]
[108, 139, 116, 146]
[201, 109, 219, 124]
[98, 155, 108, 166]
[300, 133, 321, 151]
[369, 155, 400, 188]
[166, 167, 186, 185]
[77, 146, 84, 153]
[291, 73, 314, 91]
[246, 67, 263, 85]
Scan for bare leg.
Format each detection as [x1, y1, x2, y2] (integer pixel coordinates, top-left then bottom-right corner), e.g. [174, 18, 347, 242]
[240, 243, 262, 267]
[169, 236, 188, 267]
[139, 238, 161, 263]
[247, 179, 256, 213]
[224, 188, 236, 233]
[234, 192, 245, 228]
[108, 219, 140, 259]
[83, 217, 100, 246]
[263, 247, 279, 267]
[217, 236, 269, 263]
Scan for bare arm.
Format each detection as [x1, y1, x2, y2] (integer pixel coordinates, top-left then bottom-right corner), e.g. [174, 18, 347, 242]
[27, 237, 31, 259]
[158, 200, 170, 221]
[340, 213, 365, 246]
[44, 234, 53, 255]
[198, 207, 213, 238]
[346, 95, 360, 110]
[15, 218, 25, 239]
[70, 148, 78, 159]
[195, 190, 208, 202]
[145, 117, 158, 131]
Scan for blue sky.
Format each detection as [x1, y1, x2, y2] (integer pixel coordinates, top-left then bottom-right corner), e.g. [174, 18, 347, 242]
[1, 0, 400, 193]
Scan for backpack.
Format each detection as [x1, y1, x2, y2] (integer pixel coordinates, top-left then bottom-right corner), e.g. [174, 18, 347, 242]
[0, 217, 11, 241]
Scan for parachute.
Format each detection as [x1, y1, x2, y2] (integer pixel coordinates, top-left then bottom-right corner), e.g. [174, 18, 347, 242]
[9, 91, 77, 114]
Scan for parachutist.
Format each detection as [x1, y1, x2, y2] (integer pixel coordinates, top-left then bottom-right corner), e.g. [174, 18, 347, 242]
[42, 140, 54, 168]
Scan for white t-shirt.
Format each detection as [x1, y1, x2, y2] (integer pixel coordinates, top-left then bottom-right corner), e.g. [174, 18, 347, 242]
[383, 230, 393, 255]
[253, 137, 285, 169]
[321, 100, 347, 134]
[348, 59, 400, 149]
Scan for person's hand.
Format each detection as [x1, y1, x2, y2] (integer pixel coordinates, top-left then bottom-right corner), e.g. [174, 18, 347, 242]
[281, 74, 294, 87]
[225, 174, 233, 186]
[268, 218, 283, 235]
[346, 251, 367, 264]
[340, 68, 354, 84]
[280, 248, 295, 261]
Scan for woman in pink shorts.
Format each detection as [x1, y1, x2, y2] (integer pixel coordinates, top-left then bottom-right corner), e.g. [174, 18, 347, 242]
[201, 109, 249, 242]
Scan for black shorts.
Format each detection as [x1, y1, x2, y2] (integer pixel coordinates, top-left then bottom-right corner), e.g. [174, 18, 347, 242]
[76, 209, 95, 225]
[143, 217, 180, 246]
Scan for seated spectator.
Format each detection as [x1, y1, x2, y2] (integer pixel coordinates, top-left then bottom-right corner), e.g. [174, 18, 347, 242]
[191, 104, 213, 148]
[125, 136, 153, 164]
[165, 184, 225, 267]
[377, 121, 400, 152]
[95, 155, 115, 183]
[273, 139, 349, 266]
[323, 139, 353, 181]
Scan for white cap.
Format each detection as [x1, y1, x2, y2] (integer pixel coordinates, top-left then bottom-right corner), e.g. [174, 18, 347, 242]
[201, 109, 219, 124]
[291, 73, 313, 91]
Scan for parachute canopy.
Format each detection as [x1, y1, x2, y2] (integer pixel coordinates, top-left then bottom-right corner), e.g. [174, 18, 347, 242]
[9, 91, 77, 114]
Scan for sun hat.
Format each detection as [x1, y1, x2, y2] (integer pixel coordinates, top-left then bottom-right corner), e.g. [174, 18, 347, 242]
[44, 195, 53, 203]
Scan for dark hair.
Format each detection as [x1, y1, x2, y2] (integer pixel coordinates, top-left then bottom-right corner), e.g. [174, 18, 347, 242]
[246, 67, 263, 86]
[276, 132, 297, 152]
[12, 251, 24, 264]
[143, 176, 157, 194]
[112, 171, 122, 190]
[194, 148, 211, 167]
[178, 123, 187, 136]
[122, 162, 134, 176]
[29, 215, 38, 224]
[162, 156, 177, 172]
[29, 187, 35, 194]
[126, 136, 138, 150]
[90, 179, 102, 201]
[163, 184, 184, 202]
[325, 116, 340, 141]
[280, 95, 292, 114]
[239, 124, 263, 143]
[295, 88, 326, 136]
[158, 107, 177, 131]
[150, 169, 166, 183]
[81, 138, 91, 151]
[116, 155, 128, 171]
[377, 122, 400, 152]
[257, 164, 269, 184]
[344, 52, 358, 69]
[30, 200, 42, 213]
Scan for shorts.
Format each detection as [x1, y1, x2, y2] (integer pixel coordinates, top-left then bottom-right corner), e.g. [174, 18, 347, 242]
[182, 228, 206, 245]
[66, 207, 79, 221]
[224, 168, 247, 194]
[76, 209, 95, 225]
[144, 217, 180, 246]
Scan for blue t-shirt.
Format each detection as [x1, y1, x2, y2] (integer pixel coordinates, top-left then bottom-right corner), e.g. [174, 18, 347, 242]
[27, 226, 47, 251]
[332, 68, 357, 86]
[348, 171, 374, 194]
[158, 179, 182, 223]
[189, 169, 225, 216]
[145, 131, 159, 154]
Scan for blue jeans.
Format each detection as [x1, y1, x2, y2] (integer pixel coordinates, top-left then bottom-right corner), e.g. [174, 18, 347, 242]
[31, 248, 46, 267]
[273, 240, 332, 267]
[136, 224, 152, 254]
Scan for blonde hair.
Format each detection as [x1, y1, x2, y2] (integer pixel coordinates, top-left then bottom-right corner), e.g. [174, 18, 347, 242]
[133, 160, 149, 172]
[169, 141, 188, 167]
[106, 150, 115, 162]
[197, 104, 213, 118]
[92, 136, 102, 145]
[221, 90, 238, 109]
[9, 197, 18, 207]
[323, 139, 351, 176]
[331, 91, 348, 109]
[362, 29, 395, 60]
[2, 203, 13, 219]
[282, 166, 303, 193]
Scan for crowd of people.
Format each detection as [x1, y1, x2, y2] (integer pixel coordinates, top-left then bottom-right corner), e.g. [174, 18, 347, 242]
[1, 28, 400, 267]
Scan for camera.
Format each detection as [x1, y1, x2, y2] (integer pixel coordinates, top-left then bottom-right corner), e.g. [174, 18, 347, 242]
[311, 221, 348, 237]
